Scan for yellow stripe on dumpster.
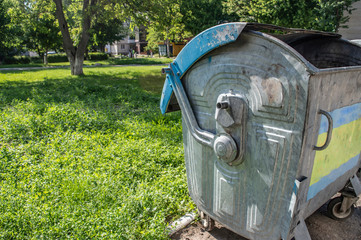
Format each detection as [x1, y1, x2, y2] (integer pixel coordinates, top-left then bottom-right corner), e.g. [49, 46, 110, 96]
[310, 117, 361, 186]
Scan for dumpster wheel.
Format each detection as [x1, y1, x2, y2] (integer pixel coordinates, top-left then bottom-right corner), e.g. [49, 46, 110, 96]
[199, 210, 215, 231]
[327, 196, 355, 220]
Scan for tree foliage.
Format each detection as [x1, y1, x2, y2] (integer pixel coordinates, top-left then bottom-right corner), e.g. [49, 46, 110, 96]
[7, 0, 62, 64]
[144, 0, 237, 55]
[0, 0, 12, 62]
[2, 0, 359, 69]
[180, 0, 236, 36]
[145, 0, 191, 56]
[52, 0, 156, 75]
[311, 0, 358, 31]
[223, 0, 358, 32]
[89, 17, 128, 52]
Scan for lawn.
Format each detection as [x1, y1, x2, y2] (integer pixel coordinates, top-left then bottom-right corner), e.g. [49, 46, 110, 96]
[0, 66, 193, 239]
[0, 57, 173, 69]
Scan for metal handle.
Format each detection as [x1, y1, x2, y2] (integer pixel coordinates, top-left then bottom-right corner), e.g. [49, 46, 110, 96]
[163, 64, 239, 163]
[313, 109, 333, 151]
[163, 65, 215, 147]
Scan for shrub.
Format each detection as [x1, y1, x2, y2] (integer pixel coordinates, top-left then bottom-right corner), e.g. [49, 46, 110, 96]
[47, 53, 68, 63]
[89, 52, 109, 60]
[3, 56, 31, 64]
[30, 56, 42, 63]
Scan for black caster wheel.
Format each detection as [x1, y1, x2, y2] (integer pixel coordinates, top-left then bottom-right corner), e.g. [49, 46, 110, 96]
[327, 196, 355, 220]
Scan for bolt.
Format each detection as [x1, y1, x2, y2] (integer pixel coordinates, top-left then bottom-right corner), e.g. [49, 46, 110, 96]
[216, 101, 229, 109]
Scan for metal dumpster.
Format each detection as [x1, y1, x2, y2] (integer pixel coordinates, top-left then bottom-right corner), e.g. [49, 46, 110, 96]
[160, 23, 361, 240]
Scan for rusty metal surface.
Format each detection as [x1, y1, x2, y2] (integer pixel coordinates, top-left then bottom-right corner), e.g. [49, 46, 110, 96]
[244, 22, 341, 38]
[182, 31, 310, 240]
[298, 69, 361, 220]
[160, 22, 361, 240]
[289, 37, 361, 68]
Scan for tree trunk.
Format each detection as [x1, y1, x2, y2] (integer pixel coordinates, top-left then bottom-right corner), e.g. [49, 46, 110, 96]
[166, 27, 170, 58]
[53, 0, 97, 75]
[166, 38, 170, 58]
[44, 54, 48, 65]
[67, 53, 84, 75]
[70, 54, 84, 75]
[44, 49, 48, 65]
[85, 48, 89, 60]
[100, 44, 105, 53]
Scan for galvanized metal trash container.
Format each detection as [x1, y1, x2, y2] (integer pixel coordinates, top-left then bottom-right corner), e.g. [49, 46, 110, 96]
[160, 23, 361, 240]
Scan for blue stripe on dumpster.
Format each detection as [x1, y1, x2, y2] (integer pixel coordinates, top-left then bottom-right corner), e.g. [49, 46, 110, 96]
[307, 154, 360, 200]
[319, 102, 361, 135]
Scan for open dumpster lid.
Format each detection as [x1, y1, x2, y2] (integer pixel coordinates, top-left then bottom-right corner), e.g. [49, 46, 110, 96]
[160, 22, 355, 114]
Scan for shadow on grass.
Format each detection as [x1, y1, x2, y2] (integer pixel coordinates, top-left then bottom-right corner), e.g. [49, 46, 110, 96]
[0, 71, 160, 106]
[0, 57, 172, 70]
[0, 68, 177, 119]
[107, 58, 172, 65]
[0, 68, 184, 148]
[0, 63, 45, 69]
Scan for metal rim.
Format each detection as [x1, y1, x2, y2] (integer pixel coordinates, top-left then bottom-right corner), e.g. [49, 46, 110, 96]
[328, 197, 354, 220]
[332, 201, 352, 219]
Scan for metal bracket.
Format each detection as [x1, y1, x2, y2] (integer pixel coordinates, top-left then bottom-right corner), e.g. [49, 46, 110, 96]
[163, 64, 240, 163]
[163, 64, 215, 147]
[215, 94, 247, 165]
[350, 174, 361, 196]
[340, 195, 358, 213]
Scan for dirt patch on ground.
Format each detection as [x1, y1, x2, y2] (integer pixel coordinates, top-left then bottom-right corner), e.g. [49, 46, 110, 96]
[171, 199, 361, 240]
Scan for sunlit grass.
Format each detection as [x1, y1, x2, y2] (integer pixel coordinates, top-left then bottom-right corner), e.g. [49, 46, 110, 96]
[0, 57, 173, 69]
[0, 66, 193, 239]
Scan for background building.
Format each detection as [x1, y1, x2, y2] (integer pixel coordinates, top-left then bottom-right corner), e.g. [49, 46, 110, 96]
[338, 1, 361, 39]
[105, 25, 148, 56]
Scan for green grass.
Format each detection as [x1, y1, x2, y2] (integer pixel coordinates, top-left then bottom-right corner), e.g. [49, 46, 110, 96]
[0, 66, 193, 239]
[0, 57, 173, 69]
[0, 63, 45, 68]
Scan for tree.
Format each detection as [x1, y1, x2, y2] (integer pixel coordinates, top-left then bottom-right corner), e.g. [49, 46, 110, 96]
[0, 0, 11, 62]
[52, 0, 153, 75]
[0, 0, 22, 62]
[145, 25, 163, 55]
[53, 0, 97, 75]
[180, 0, 237, 36]
[223, 0, 358, 32]
[311, 0, 358, 32]
[145, 0, 191, 57]
[6, 0, 62, 64]
[89, 17, 128, 52]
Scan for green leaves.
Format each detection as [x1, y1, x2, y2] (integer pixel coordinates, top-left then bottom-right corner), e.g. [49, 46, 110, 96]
[4, 0, 63, 65]
[224, 0, 358, 32]
[180, 0, 237, 35]
[0, 0, 18, 61]
[145, 0, 192, 53]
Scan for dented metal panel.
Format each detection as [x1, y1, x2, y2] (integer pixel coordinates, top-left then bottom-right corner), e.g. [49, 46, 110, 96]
[181, 32, 310, 240]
